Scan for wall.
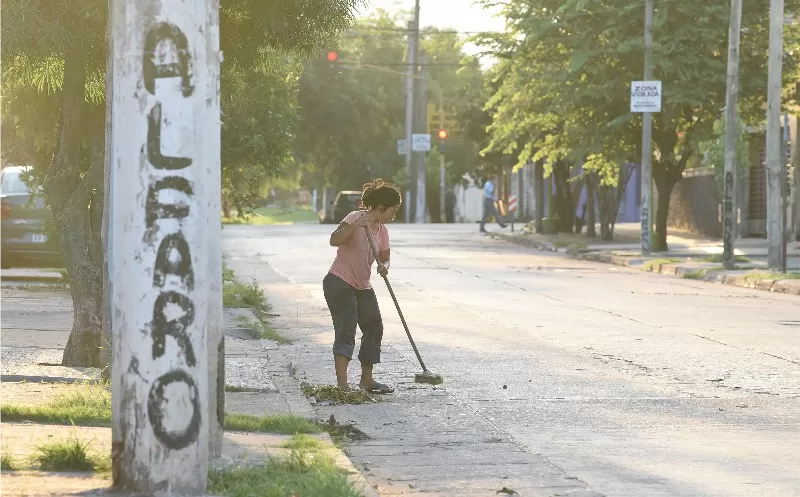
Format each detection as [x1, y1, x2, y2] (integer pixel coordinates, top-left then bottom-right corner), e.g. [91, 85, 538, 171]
[453, 175, 484, 222]
[667, 168, 722, 238]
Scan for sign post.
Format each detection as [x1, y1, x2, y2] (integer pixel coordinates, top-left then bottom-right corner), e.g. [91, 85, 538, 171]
[630, 81, 662, 113]
[412, 133, 431, 152]
[508, 194, 518, 232]
[397, 139, 408, 156]
[631, 76, 661, 255]
[109, 0, 221, 492]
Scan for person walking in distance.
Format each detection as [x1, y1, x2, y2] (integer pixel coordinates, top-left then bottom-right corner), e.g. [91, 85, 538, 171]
[323, 179, 401, 393]
[480, 173, 507, 233]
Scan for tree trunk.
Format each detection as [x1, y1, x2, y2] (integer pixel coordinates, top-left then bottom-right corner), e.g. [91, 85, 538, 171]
[653, 164, 680, 252]
[598, 185, 615, 241]
[534, 161, 544, 233]
[585, 174, 596, 238]
[552, 161, 575, 232]
[44, 42, 105, 368]
[222, 196, 232, 218]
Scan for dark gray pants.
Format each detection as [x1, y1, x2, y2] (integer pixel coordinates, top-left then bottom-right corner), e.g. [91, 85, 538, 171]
[323, 273, 383, 365]
[480, 197, 505, 231]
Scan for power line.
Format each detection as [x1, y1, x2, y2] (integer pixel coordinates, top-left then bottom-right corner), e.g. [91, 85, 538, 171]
[343, 0, 683, 38]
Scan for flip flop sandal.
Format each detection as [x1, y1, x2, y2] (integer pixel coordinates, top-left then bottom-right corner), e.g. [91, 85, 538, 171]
[362, 381, 394, 394]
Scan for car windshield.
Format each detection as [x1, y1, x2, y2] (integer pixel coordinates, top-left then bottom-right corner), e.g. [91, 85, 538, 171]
[344, 194, 361, 204]
[1, 170, 31, 195]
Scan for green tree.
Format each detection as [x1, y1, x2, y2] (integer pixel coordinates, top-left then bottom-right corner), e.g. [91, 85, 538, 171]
[1, 0, 362, 366]
[294, 13, 491, 222]
[478, 0, 800, 249]
[294, 10, 409, 195]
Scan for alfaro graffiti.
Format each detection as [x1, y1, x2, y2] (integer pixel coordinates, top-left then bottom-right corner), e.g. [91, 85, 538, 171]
[142, 22, 200, 451]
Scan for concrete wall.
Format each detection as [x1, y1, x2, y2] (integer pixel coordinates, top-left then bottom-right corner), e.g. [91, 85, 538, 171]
[667, 168, 722, 238]
[453, 176, 484, 222]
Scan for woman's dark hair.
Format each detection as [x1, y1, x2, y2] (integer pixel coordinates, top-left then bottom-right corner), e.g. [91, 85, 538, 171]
[360, 178, 402, 210]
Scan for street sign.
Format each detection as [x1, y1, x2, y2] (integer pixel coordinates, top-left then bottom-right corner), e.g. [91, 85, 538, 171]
[397, 139, 407, 155]
[508, 195, 518, 212]
[427, 103, 463, 138]
[630, 81, 662, 113]
[412, 133, 431, 152]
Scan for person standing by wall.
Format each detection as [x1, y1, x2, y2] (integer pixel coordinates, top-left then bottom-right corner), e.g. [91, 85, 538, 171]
[480, 174, 507, 233]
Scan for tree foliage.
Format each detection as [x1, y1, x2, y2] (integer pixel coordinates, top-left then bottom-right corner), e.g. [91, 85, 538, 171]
[293, 10, 490, 213]
[0, 0, 364, 366]
[478, 0, 800, 248]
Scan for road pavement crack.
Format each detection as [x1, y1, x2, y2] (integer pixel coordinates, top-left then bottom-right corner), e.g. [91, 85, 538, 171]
[690, 332, 800, 366]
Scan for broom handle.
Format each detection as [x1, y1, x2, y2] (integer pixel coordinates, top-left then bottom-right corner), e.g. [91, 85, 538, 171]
[364, 225, 428, 372]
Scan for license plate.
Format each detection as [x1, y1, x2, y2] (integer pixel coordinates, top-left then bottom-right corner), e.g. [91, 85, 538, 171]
[31, 234, 48, 243]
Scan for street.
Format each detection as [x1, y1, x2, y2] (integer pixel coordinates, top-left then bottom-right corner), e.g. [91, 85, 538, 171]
[222, 223, 800, 497]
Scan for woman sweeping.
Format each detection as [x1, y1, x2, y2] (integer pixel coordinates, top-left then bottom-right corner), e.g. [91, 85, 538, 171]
[324, 179, 402, 393]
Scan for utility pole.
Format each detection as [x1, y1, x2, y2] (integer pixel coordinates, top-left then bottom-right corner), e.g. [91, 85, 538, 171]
[110, 0, 221, 492]
[439, 98, 446, 223]
[722, 0, 743, 270]
[639, 0, 654, 255]
[765, 0, 785, 270]
[415, 50, 428, 223]
[534, 161, 544, 233]
[792, 112, 800, 242]
[404, 0, 420, 223]
[100, 0, 114, 383]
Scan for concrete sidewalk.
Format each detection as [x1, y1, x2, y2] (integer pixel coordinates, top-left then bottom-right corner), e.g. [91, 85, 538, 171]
[0, 285, 377, 497]
[489, 222, 800, 296]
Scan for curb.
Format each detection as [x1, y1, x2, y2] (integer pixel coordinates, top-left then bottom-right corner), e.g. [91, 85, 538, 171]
[1, 375, 91, 384]
[0, 272, 65, 284]
[491, 233, 800, 296]
[488, 232, 558, 252]
[248, 316, 380, 497]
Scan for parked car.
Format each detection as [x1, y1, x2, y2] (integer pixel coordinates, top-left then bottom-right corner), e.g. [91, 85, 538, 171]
[318, 190, 362, 224]
[1, 166, 62, 269]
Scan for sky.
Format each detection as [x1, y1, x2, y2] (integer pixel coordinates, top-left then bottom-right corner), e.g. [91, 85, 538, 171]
[356, 0, 508, 58]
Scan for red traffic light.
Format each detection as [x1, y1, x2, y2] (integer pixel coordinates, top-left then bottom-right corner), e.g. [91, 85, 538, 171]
[327, 51, 338, 62]
[437, 129, 448, 140]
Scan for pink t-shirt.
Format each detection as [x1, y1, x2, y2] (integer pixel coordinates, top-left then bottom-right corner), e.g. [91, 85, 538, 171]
[329, 210, 390, 290]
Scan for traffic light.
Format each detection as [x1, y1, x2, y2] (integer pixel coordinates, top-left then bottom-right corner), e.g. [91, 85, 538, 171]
[437, 129, 448, 140]
[327, 51, 338, 62]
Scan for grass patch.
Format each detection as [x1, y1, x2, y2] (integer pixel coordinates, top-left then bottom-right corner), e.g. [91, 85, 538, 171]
[745, 271, 800, 281]
[225, 385, 260, 393]
[300, 383, 380, 406]
[280, 434, 326, 452]
[223, 276, 267, 310]
[2, 452, 18, 470]
[643, 258, 679, 272]
[322, 423, 369, 448]
[701, 254, 750, 263]
[234, 315, 292, 344]
[683, 269, 710, 280]
[224, 413, 322, 435]
[30, 436, 110, 473]
[209, 434, 361, 497]
[0, 385, 112, 427]
[5, 283, 71, 293]
[222, 205, 319, 226]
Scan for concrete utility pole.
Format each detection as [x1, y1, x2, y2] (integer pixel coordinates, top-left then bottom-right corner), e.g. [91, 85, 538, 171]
[640, 0, 654, 255]
[415, 50, 427, 224]
[765, 0, 785, 270]
[722, 0, 743, 270]
[439, 98, 446, 223]
[109, 0, 222, 492]
[405, 0, 420, 223]
[535, 161, 544, 233]
[101, 0, 114, 382]
[792, 112, 800, 241]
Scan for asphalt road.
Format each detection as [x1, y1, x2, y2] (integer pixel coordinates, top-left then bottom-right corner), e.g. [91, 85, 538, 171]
[222, 223, 800, 497]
